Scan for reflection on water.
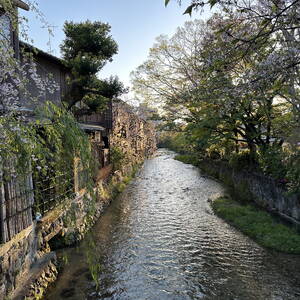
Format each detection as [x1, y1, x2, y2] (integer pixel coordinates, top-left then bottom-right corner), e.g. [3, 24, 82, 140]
[46, 149, 300, 300]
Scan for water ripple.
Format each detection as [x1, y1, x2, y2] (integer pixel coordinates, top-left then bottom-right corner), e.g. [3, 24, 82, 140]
[46, 149, 300, 300]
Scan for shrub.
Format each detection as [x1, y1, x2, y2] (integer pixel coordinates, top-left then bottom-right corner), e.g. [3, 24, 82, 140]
[229, 150, 257, 169]
[258, 146, 287, 180]
[110, 146, 125, 171]
[286, 150, 300, 194]
[174, 154, 199, 166]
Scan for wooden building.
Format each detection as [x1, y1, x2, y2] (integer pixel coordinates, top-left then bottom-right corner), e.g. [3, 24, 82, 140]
[19, 41, 71, 110]
[0, 0, 113, 245]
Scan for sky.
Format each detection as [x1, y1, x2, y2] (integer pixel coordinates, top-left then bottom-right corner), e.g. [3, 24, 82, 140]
[22, 0, 209, 98]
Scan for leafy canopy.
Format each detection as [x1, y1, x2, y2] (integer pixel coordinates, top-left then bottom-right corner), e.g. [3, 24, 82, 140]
[61, 20, 125, 114]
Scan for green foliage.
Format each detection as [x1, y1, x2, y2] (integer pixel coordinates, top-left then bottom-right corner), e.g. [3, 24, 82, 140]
[0, 102, 92, 176]
[164, 0, 208, 14]
[133, 10, 300, 193]
[0, 102, 96, 219]
[229, 150, 257, 170]
[115, 182, 126, 193]
[183, 4, 197, 16]
[110, 146, 126, 171]
[158, 131, 193, 154]
[123, 176, 132, 185]
[212, 196, 300, 254]
[258, 146, 287, 180]
[61, 20, 125, 113]
[174, 154, 199, 166]
[61, 21, 118, 63]
[34, 102, 92, 170]
[286, 150, 300, 194]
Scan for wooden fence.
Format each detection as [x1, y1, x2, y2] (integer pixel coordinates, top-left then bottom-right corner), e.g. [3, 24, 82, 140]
[0, 138, 105, 244]
[0, 161, 34, 243]
[0, 160, 74, 244]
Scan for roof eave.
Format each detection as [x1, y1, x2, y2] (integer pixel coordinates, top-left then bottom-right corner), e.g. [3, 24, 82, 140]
[79, 123, 106, 132]
[13, 0, 29, 11]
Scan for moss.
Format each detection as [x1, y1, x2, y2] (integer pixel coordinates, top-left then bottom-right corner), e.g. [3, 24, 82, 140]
[123, 176, 132, 185]
[174, 154, 199, 166]
[115, 182, 126, 193]
[211, 196, 300, 254]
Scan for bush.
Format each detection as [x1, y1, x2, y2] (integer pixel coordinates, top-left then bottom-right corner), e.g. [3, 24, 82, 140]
[174, 154, 199, 166]
[157, 132, 192, 154]
[286, 150, 300, 194]
[258, 146, 287, 180]
[110, 146, 125, 171]
[229, 150, 257, 169]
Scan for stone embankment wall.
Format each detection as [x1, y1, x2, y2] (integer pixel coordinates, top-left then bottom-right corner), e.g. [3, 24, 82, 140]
[200, 160, 300, 225]
[0, 186, 109, 300]
[111, 100, 157, 174]
[0, 101, 157, 300]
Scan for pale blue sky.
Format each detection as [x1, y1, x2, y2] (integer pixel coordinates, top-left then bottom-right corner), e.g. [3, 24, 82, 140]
[22, 1, 209, 92]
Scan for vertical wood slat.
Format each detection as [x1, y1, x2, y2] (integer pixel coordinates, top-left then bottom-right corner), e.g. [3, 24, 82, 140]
[11, 164, 16, 238]
[0, 159, 34, 243]
[0, 162, 8, 243]
[16, 174, 22, 234]
[26, 167, 34, 227]
[5, 161, 15, 240]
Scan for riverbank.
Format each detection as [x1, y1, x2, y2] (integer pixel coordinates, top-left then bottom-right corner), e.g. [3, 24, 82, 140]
[9, 164, 140, 300]
[175, 154, 300, 254]
[45, 149, 300, 300]
[212, 196, 300, 254]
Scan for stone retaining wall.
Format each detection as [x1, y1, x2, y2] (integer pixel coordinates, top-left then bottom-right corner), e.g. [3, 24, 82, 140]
[111, 100, 157, 170]
[0, 101, 157, 300]
[200, 160, 300, 225]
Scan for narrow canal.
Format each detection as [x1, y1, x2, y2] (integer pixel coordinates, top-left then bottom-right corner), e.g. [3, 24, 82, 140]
[46, 149, 300, 300]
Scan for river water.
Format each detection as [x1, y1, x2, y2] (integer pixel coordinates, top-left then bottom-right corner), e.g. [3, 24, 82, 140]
[46, 149, 300, 300]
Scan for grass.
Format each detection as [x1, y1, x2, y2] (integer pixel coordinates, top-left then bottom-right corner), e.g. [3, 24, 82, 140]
[174, 154, 199, 166]
[211, 196, 300, 254]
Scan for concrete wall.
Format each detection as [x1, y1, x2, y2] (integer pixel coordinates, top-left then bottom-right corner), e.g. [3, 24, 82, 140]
[200, 160, 300, 225]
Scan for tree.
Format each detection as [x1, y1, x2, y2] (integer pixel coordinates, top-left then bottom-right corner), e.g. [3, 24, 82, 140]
[61, 20, 126, 115]
[131, 20, 207, 120]
[132, 16, 294, 158]
[0, 1, 94, 180]
[166, 0, 300, 117]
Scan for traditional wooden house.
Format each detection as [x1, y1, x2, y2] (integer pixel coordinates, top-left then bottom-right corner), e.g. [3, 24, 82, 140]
[0, 0, 113, 245]
[77, 104, 112, 172]
[19, 41, 71, 110]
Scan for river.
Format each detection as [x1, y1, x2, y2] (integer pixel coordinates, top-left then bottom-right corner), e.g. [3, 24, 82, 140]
[46, 149, 300, 300]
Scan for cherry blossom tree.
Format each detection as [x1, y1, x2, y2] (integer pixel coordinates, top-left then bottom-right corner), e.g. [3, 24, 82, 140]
[166, 0, 300, 115]
[132, 15, 295, 158]
[0, 0, 57, 115]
